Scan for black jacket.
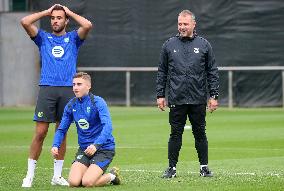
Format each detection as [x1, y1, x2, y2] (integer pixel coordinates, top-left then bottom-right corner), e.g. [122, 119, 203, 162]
[156, 34, 219, 105]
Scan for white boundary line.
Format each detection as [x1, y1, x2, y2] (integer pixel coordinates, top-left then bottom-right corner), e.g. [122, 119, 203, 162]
[1, 145, 284, 151]
[0, 166, 282, 177]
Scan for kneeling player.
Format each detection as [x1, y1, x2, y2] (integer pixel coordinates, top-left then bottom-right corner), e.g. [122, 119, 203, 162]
[51, 72, 121, 187]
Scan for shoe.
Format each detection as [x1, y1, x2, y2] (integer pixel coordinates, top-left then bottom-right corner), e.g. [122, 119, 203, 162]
[22, 176, 33, 187]
[109, 167, 121, 185]
[162, 167, 176, 178]
[51, 176, 69, 186]
[200, 166, 213, 177]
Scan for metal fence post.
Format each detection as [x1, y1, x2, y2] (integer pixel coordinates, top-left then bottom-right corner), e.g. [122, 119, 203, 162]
[282, 71, 284, 108]
[228, 70, 233, 108]
[126, 71, 131, 107]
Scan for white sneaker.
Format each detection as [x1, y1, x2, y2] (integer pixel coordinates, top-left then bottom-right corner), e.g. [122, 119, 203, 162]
[22, 176, 33, 188]
[51, 176, 69, 186]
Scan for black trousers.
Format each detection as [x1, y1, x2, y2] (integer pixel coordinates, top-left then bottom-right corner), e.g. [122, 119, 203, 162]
[168, 104, 208, 167]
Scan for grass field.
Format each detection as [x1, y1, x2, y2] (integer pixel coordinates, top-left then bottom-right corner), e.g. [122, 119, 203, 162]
[0, 107, 283, 191]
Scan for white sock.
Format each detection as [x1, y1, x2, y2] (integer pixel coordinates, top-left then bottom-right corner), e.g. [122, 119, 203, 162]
[26, 158, 37, 178]
[53, 159, 64, 178]
[109, 173, 116, 182]
[200, 165, 208, 170]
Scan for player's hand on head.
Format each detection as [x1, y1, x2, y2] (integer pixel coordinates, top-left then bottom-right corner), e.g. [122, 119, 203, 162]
[46, 4, 58, 15]
[84, 144, 97, 156]
[51, 147, 59, 158]
[62, 5, 72, 16]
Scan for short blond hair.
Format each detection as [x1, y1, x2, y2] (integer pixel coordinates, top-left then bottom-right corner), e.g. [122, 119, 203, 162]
[73, 72, 91, 84]
[179, 10, 195, 20]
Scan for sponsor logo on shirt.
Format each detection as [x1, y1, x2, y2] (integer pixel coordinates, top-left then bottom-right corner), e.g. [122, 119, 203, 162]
[52, 46, 64, 58]
[78, 119, 89, 130]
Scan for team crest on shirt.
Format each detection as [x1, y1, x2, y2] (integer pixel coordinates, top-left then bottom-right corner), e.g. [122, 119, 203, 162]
[64, 37, 69, 43]
[52, 46, 65, 58]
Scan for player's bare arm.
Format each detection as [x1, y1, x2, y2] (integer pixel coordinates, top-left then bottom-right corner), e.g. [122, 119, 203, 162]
[61, 5, 92, 39]
[20, 4, 57, 37]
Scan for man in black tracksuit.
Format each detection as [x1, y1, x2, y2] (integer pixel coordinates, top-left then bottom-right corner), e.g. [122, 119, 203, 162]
[156, 10, 219, 178]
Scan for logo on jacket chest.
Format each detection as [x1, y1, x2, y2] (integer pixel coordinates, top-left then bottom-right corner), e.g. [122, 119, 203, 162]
[194, 48, 199, 53]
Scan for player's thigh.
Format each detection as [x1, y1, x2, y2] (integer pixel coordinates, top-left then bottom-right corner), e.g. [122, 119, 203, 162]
[81, 164, 104, 187]
[68, 161, 88, 187]
[34, 86, 57, 123]
[56, 86, 74, 122]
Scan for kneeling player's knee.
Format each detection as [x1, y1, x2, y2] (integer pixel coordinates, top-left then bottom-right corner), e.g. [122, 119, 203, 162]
[68, 176, 81, 187]
[69, 181, 80, 187]
[82, 178, 95, 187]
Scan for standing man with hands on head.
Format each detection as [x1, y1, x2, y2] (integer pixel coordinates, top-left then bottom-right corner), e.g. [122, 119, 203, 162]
[156, 10, 219, 178]
[21, 4, 92, 187]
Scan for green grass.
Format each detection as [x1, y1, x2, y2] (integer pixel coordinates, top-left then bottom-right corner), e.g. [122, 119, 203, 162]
[0, 107, 283, 190]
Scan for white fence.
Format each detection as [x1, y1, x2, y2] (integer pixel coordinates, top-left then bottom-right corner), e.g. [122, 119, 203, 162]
[77, 66, 284, 107]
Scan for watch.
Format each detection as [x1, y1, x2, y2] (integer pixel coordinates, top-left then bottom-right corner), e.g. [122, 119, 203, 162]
[210, 95, 218, 100]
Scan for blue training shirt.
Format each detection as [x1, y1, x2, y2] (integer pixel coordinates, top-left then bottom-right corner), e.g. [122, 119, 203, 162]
[52, 94, 115, 151]
[32, 29, 84, 86]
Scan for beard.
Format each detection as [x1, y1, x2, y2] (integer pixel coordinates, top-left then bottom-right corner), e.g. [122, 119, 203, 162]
[52, 24, 65, 34]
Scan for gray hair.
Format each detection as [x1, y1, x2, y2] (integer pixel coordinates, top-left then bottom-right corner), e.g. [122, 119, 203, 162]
[179, 10, 196, 21]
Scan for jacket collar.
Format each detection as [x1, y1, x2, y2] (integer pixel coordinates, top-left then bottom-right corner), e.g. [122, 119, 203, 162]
[78, 93, 90, 102]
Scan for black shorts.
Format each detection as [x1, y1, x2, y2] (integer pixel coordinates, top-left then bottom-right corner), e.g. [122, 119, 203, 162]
[74, 148, 115, 172]
[33, 86, 74, 123]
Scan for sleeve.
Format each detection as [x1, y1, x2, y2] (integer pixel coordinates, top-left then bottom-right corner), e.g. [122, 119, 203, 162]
[205, 42, 219, 98]
[156, 42, 169, 98]
[52, 104, 74, 148]
[31, 29, 44, 47]
[71, 30, 85, 48]
[93, 98, 113, 148]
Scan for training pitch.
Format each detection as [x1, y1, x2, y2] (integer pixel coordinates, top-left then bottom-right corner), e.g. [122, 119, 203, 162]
[0, 107, 283, 191]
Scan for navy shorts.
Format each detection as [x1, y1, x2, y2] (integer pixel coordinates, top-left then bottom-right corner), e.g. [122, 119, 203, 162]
[74, 148, 115, 172]
[34, 86, 74, 123]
